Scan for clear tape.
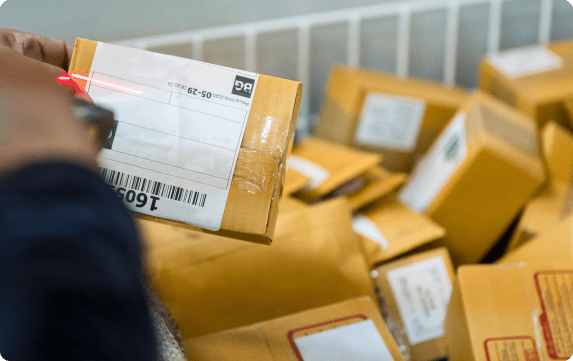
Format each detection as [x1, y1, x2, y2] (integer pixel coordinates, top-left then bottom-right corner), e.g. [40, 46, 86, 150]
[232, 114, 291, 195]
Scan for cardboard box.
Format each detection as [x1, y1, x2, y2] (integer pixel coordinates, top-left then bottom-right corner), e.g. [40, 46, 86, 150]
[507, 121, 573, 251]
[140, 198, 376, 338]
[289, 137, 382, 202]
[444, 262, 573, 361]
[479, 40, 573, 130]
[399, 91, 545, 265]
[500, 214, 573, 266]
[182, 297, 406, 361]
[315, 66, 467, 172]
[354, 194, 446, 267]
[372, 248, 455, 361]
[69, 38, 302, 245]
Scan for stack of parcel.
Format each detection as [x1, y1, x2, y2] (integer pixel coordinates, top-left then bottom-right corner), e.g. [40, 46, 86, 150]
[69, 37, 573, 360]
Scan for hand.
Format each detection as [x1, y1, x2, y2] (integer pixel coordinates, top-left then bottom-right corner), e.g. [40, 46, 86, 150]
[0, 31, 99, 174]
[0, 28, 91, 100]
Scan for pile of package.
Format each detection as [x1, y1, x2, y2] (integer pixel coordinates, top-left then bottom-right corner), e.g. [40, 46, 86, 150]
[136, 41, 573, 361]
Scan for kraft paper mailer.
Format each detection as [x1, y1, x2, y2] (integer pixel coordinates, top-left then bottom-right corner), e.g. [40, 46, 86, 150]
[353, 194, 446, 268]
[321, 166, 407, 211]
[289, 137, 382, 202]
[182, 297, 406, 361]
[140, 197, 376, 339]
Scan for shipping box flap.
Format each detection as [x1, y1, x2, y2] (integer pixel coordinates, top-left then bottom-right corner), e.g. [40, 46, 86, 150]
[69, 38, 302, 245]
[283, 167, 311, 195]
[346, 166, 407, 211]
[140, 197, 375, 338]
[354, 195, 445, 267]
[542, 120, 573, 184]
[372, 248, 454, 361]
[500, 214, 573, 265]
[506, 121, 573, 251]
[290, 137, 382, 201]
[182, 297, 406, 361]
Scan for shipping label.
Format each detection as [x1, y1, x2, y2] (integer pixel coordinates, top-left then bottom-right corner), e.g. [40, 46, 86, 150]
[355, 93, 426, 151]
[484, 337, 540, 361]
[487, 46, 562, 78]
[289, 317, 394, 361]
[386, 256, 453, 345]
[75, 42, 258, 231]
[534, 270, 573, 359]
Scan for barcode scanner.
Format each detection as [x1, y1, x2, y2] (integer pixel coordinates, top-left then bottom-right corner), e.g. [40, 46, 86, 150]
[73, 98, 115, 149]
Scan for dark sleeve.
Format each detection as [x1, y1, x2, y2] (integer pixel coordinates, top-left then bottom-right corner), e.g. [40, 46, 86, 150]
[0, 161, 157, 361]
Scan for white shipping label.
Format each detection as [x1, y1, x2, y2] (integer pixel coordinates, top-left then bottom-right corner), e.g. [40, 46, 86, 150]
[293, 320, 394, 361]
[398, 112, 467, 213]
[386, 256, 453, 345]
[487, 46, 563, 78]
[352, 215, 389, 250]
[287, 155, 330, 190]
[355, 93, 426, 151]
[78, 42, 259, 231]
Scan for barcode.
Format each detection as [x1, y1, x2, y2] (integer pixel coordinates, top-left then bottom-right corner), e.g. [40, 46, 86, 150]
[99, 167, 207, 207]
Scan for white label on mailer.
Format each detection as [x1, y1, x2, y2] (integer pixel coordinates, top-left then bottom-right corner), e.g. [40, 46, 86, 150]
[487, 46, 563, 78]
[352, 215, 389, 250]
[77, 42, 258, 231]
[399, 112, 467, 213]
[288, 155, 330, 190]
[355, 93, 426, 151]
[294, 320, 394, 361]
[386, 256, 453, 345]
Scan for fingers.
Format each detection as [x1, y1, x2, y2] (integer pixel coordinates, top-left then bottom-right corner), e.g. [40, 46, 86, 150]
[0, 28, 73, 78]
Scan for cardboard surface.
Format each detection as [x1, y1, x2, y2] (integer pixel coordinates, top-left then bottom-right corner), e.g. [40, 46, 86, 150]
[356, 194, 446, 267]
[182, 297, 406, 361]
[479, 40, 573, 130]
[400, 91, 545, 265]
[69, 38, 302, 244]
[290, 137, 382, 202]
[315, 66, 467, 172]
[373, 248, 455, 361]
[141, 198, 376, 339]
[508, 121, 573, 251]
[444, 262, 573, 361]
[283, 167, 311, 195]
[500, 214, 573, 266]
[345, 167, 407, 211]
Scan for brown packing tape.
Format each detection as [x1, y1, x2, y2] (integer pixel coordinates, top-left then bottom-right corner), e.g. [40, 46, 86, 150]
[69, 38, 302, 244]
[142, 197, 376, 339]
